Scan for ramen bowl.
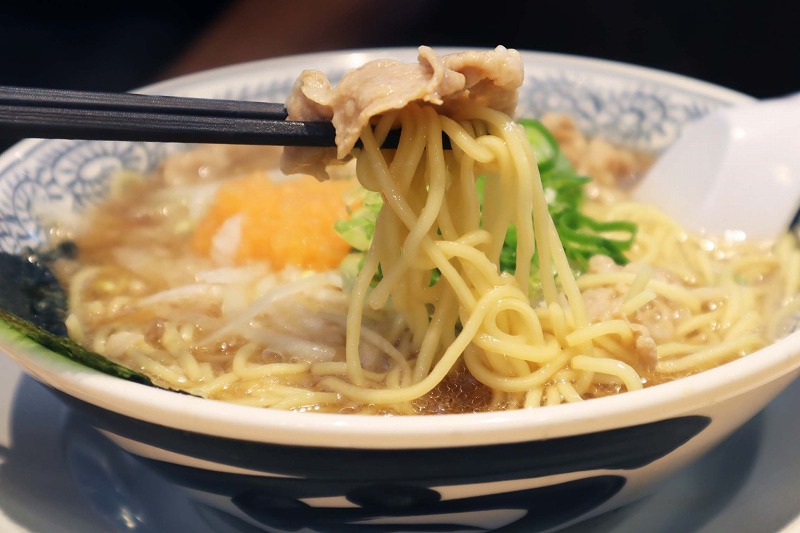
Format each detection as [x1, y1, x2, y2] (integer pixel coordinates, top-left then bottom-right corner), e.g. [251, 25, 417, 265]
[1, 48, 799, 533]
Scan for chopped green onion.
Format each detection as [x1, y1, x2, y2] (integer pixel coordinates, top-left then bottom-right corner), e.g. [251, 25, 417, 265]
[519, 118, 558, 172]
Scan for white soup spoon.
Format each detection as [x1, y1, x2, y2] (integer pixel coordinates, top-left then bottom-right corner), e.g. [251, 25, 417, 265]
[632, 92, 800, 240]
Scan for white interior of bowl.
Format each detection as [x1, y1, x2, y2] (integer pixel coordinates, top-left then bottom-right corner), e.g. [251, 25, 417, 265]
[2, 47, 797, 450]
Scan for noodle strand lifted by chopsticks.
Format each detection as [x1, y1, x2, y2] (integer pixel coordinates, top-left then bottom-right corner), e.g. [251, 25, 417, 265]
[320, 102, 604, 405]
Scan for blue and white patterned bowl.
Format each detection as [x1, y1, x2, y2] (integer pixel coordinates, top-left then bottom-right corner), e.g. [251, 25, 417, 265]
[1, 48, 799, 533]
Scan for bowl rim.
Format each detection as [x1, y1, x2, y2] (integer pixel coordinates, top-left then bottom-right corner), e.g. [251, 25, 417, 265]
[1, 46, 794, 450]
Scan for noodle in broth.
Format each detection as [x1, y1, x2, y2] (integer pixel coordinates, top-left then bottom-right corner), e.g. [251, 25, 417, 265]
[52, 48, 800, 414]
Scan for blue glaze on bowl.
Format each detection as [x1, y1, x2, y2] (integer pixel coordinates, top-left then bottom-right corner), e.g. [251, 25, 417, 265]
[59, 390, 708, 532]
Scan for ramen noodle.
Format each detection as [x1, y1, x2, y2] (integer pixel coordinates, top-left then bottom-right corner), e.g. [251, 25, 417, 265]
[52, 47, 800, 414]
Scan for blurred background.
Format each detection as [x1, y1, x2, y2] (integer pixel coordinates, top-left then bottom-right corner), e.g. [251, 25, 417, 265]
[0, 0, 795, 149]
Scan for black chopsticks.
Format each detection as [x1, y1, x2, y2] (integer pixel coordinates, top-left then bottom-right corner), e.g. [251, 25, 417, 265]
[0, 85, 339, 147]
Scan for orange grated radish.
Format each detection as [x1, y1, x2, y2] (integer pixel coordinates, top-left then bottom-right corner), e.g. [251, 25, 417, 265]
[193, 171, 354, 270]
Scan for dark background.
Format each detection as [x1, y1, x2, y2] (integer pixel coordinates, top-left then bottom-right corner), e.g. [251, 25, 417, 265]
[0, 1, 794, 149]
